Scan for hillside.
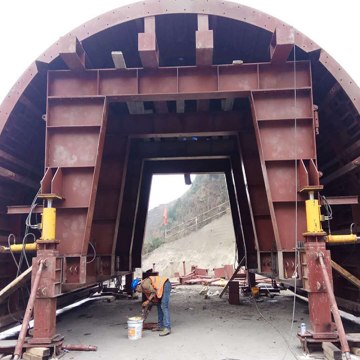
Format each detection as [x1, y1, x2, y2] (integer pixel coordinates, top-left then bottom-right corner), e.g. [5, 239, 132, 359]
[142, 212, 236, 277]
[143, 174, 230, 254]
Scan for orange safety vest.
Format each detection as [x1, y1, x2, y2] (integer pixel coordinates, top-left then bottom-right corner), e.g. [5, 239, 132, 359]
[144, 276, 168, 301]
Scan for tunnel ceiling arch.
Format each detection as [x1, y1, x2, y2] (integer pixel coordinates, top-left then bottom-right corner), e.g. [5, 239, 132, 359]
[0, 0, 358, 213]
[0, 0, 358, 229]
[1, 0, 360, 132]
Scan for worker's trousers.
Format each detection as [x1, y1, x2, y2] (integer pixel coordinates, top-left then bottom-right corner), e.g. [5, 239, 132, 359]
[157, 280, 171, 330]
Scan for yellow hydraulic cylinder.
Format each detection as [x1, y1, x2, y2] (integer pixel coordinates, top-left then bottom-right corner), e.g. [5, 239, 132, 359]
[0, 243, 38, 253]
[41, 207, 56, 241]
[326, 234, 358, 243]
[305, 194, 323, 233]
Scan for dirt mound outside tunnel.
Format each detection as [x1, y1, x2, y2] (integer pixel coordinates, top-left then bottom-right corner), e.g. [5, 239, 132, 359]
[140, 213, 236, 278]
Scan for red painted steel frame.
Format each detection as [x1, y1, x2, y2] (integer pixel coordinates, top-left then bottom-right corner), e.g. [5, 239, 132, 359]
[27, 56, 327, 344]
[1, 0, 359, 137]
[45, 60, 314, 282]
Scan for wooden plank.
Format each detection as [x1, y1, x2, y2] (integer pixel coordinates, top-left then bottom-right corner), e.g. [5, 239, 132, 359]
[0, 340, 17, 349]
[223, 98, 235, 111]
[219, 256, 245, 298]
[176, 100, 185, 113]
[0, 266, 32, 304]
[347, 333, 360, 342]
[331, 260, 360, 290]
[0, 167, 39, 189]
[351, 347, 360, 356]
[322, 342, 341, 360]
[127, 102, 145, 115]
[111, 51, 126, 69]
[111, 51, 146, 115]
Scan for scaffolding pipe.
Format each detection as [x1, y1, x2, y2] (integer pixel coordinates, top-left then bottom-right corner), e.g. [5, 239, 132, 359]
[62, 344, 98, 351]
[13, 259, 46, 360]
[318, 253, 351, 360]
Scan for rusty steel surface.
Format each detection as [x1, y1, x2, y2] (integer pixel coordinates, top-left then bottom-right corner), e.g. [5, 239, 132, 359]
[14, 259, 45, 357]
[47, 62, 311, 100]
[61, 344, 98, 351]
[319, 253, 351, 356]
[1, 0, 359, 135]
[0, 0, 359, 342]
[44, 60, 314, 281]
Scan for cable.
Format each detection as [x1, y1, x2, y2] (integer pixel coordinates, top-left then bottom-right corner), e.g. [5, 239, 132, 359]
[87, 242, 97, 264]
[282, 30, 299, 360]
[14, 189, 41, 277]
[321, 195, 333, 234]
[8, 233, 20, 273]
[252, 295, 298, 359]
[6, 189, 40, 324]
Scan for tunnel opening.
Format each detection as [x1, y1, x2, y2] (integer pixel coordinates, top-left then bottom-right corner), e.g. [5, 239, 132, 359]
[141, 172, 236, 278]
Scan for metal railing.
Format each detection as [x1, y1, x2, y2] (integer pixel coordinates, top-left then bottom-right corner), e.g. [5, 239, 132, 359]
[165, 201, 230, 240]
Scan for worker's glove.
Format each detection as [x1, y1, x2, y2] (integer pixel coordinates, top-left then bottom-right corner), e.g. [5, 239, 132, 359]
[142, 300, 149, 308]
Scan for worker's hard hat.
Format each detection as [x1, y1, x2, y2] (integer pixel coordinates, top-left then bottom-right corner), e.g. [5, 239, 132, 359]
[131, 279, 141, 291]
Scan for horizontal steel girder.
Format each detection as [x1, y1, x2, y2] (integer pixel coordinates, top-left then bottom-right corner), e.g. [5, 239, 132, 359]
[47, 61, 311, 101]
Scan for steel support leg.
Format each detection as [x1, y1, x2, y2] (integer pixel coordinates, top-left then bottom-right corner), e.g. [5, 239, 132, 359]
[319, 253, 351, 359]
[305, 242, 334, 337]
[125, 273, 134, 296]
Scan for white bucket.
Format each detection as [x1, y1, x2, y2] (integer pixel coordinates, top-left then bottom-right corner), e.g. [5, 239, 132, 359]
[127, 317, 144, 340]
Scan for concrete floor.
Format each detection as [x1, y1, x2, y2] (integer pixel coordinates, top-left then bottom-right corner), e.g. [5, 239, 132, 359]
[55, 285, 352, 360]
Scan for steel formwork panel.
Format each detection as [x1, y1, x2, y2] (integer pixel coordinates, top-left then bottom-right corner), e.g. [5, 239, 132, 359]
[42, 59, 315, 283]
[47, 62, 312, 101]
[46, 62, 316, 277]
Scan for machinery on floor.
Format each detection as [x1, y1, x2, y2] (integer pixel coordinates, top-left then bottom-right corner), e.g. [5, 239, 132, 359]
[0, 0, 360, 357]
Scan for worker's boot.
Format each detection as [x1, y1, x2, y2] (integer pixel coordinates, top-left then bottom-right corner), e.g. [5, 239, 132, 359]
[159, 328, 171, 336]
[151, 327, 164, 332]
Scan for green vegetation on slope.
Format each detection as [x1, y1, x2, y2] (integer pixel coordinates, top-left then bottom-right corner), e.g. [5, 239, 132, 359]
[143, 174, 229, 254]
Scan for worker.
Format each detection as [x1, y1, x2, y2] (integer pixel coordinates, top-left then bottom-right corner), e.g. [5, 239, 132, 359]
[132, 276, 171, 336]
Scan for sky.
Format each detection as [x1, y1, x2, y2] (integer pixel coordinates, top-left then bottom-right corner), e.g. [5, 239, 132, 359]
[148, 174, 196, 209]
[0, 0, 359, 208]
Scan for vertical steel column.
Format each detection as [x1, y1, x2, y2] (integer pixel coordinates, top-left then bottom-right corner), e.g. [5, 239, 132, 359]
[29, 198, 61, 344]
[125, 273, 134, 296]
[304, 242, 333, 336]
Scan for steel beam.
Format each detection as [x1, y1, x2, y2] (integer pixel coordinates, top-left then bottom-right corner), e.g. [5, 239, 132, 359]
[59, 36, 86, 71]
[321, 156, 360, 185]
[270, 26, 294, 63]
[324, 196, 358, 206]
[196, 15, 213, 66]
[48, 61, 312, 101]
[0, 166, 39, 189]
[138, 16, 159, 68]
[7, 205, 43, 214]
[0, 150, 43, 177]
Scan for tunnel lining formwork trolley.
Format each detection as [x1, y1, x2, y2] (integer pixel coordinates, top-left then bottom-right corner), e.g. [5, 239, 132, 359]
[0, 0, 359, 357]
